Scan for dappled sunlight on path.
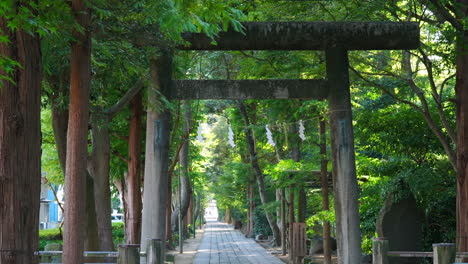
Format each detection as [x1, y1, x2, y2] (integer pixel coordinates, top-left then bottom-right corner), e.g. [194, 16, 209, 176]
[193, 221, 283, 264]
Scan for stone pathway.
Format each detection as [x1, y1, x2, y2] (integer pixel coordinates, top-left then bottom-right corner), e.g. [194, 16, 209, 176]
[192, 221, 284, 264]
[170, 228, 205, 264]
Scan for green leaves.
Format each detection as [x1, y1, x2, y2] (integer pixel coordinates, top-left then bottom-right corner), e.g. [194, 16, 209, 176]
[41, 109, 64, 185]
[0, 55, 20, 84]
[263, 159, 313, 188]
[136, 0, 245, 43]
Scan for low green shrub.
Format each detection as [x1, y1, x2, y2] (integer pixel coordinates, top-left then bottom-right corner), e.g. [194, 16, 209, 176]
[39, 222, 126, 250]
[112, 222, 125, 246]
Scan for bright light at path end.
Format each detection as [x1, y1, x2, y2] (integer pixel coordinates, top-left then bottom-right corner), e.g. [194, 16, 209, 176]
[204, 199, 218, 221]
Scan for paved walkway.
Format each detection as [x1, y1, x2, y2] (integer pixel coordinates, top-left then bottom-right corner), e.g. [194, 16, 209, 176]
[193, 221, 284, 264]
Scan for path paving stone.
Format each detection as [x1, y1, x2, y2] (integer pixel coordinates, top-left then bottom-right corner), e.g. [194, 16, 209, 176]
[192, 221, 283, 264]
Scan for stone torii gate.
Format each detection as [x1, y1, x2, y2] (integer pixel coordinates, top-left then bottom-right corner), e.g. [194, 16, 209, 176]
[140, 22, 420, 264]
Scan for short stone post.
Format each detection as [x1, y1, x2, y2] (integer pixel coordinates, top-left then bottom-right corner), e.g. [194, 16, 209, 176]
[42, 243, 62, 263]
[433, 243, 455, 264]
[117, 244, 140, 264]
[372, 238, 389, 264]
[147, 239, 163, 264]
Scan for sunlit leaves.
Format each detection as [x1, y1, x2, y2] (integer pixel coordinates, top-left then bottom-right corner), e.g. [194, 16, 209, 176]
[41, 109, 64, 185]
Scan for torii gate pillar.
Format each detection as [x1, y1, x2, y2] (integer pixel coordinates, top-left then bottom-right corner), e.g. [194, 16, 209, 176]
[326, 47, 361, 264]
[140, 50, 173, 263]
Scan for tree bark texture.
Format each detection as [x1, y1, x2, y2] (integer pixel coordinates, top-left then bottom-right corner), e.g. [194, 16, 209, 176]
[88, 113, 114, 251]
[238, 101, 281, 246]
[222, 208, 228, 223]
[48, 76, 101, 251]
[85, 174, 100, 252]
[126, 91, 143, 244]
[114, 176, 128, 234]
[246, 176, 255, 238]
[240, 144, 255, 238]
[281, 188, 287, 256]
[289, 123, 306, 223]
[320, 117, 332, 264]
[288, 187, 294, 257]
[186, 196, 193, 237]
[455, 2, 468, 256]
[166, 175, 173, 243]
[193, 195, 201, 227]
[171, 101, 193, 232]
[0, 3, 42, 263]
[88, 81, 144, 249]
[297, 188, 306, 223]
[326, 48, 362, 264]
[50, 76, 69, 174]
[63, 1, 92, 263]
[140, 51, 172, 257]
[276, 189, 281, 231]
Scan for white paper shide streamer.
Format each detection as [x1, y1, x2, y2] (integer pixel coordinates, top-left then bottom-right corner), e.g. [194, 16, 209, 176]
[196, 122, 204, 143]
[299, 120, 306, 141]
[228, 124, 236, 148]
[265, 125, 276, 147]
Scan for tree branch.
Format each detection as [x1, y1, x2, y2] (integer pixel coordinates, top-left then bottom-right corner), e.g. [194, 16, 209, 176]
[402, 51, 456, 169]
[112, 150, 130, 164]
[440, 73, 456, 99]
[238, 51, 282, 75]
[418, 48, 457, 144]
[43, 178, 65, 215]
[421, 0, 464, 31]
[168, 132, 191, 175]
[350, 66, 422, 111]
[106, 79, 144, 120]
[352, 64, 456, 169]
[111, 132, 129, 142]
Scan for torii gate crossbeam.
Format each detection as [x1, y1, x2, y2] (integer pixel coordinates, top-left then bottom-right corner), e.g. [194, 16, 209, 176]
[140, 21, 420, 264]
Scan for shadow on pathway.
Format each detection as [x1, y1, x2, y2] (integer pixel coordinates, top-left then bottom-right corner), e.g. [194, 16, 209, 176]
[193, 221, 284, 264]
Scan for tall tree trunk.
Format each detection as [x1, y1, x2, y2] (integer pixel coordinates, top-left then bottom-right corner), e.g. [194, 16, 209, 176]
[289, 123, 305, 223]
[246, 176, 255, 238]
[319, 117, 332, 264]
[225, 208, 231, 223]
[288, 123, 301, 261]
[281, 188, 287, 256]
[276, 189, 281, 230]
[0, 3, 42, 263]
[85, 174, 100, 252]
[456, 4, 468, 256]
[49, 76, 100, 250]
[87, 81, 144, 249]
[193, 194, 201, 226]
[166, 175, 173, 244]
[126, 91, 143, 244]
[114, 176, 128, 229]
[63, 0, 92, 263]
[88, 113, 114, 251]
[171, 102, 193, 232]
[238, 101, 281, 246]
[185, 196, 193, 237]
[288, 187, 294, 257]
[240, 145, 255, 238]
[50, 76, 69, 174]
[140, 52, 172, 259]
[297, 189, 306, 222]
